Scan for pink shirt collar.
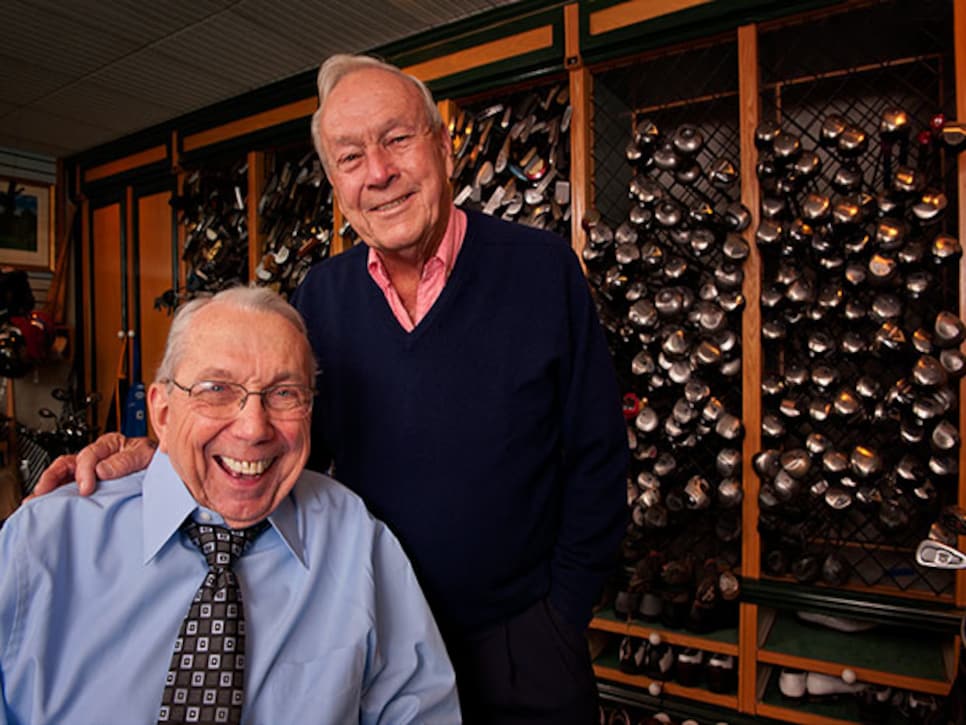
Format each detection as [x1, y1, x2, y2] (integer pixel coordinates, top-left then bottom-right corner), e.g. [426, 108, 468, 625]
[366, 205, 467, 331]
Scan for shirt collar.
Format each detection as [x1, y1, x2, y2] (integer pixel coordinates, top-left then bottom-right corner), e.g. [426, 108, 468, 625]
[366, 203, 466, 281]
[142, 451, 308, 569]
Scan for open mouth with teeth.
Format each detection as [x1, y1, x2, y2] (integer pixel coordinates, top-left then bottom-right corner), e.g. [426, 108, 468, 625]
[216, 455, 276, 478]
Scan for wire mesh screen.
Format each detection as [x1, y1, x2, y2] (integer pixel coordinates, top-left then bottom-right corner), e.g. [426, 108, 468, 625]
[589, 36, 745, 632]
[255, 146, 333, 300]
[450, 79, 572, 240]
[754, 0, 959, 597]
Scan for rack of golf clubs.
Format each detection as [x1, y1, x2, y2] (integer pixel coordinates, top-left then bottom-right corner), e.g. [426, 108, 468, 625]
[157, 158, 250, 314]
[586, 38, 747, 637]
[13, 387, 99, 497]
[449, 79, 573, 239]
[254, 146, 334, 299]
[751, 0, 961, 598]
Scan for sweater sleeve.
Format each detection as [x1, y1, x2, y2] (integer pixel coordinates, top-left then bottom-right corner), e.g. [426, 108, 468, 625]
[548, 251, 629, 628]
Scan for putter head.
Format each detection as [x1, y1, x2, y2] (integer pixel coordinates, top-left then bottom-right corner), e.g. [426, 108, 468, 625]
[941, 121, 966, 149]
[915, 539, 966, 569]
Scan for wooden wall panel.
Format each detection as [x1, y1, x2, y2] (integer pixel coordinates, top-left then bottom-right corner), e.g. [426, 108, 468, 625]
[136, 192, 174, 384]
[91, 204, 124, 434]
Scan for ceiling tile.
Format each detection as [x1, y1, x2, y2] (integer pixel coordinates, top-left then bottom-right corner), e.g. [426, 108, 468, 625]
[35, 81, 180, 134]
[0, 55, 69, 106]
[90, 48, 243, 111]
[4, 0, 140, 76]
[3, 0, 528, 156]
[27, 0, 240, 46]
[0, 107, 114, 156]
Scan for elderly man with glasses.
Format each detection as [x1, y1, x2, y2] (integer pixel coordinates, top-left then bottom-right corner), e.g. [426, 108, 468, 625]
[0, 285, 460, 725]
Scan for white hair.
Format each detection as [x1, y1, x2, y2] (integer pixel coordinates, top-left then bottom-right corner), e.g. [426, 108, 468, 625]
[309, 54, 443, 171]
[155, 285, 315, 383]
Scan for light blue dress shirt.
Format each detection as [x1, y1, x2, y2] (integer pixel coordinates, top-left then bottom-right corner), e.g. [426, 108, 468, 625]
[0, 452, 460, 724]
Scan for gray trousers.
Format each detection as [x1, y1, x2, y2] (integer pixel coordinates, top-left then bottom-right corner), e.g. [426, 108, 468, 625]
[448, 598, 598, 725]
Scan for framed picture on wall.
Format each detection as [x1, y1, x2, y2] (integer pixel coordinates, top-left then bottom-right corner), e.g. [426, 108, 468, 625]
[0, 178, 54, 271]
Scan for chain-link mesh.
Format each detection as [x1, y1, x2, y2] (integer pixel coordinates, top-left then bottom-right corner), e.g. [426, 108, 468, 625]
[590, 36, 745, 632]
[754, 0, 959, 597]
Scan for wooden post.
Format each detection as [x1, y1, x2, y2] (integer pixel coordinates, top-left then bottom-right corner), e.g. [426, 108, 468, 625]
[955, 0, 966, 609]
[738, 21, 762, 715]
[566, 3, 592, 261]
[247, 150, 264, 282]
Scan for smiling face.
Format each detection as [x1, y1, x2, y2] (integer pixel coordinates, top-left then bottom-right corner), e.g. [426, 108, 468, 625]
[148, 302, 312, 528]
[317, 67, 454, 263]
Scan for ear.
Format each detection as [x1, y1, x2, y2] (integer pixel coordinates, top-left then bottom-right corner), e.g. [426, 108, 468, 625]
[147, 383, 171, 453]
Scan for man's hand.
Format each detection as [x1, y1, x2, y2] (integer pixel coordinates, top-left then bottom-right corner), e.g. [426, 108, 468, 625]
[30, 434, 157, 499]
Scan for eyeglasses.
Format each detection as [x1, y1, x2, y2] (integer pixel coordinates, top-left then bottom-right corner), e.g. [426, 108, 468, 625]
[164, 379, 314, 420]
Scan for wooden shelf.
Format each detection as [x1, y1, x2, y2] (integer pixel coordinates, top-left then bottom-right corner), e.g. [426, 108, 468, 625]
[756, 665, 929, 725]
[591, 608, 740, 656]
[757, 609, 955, 696]
[593, 647, 739, 711]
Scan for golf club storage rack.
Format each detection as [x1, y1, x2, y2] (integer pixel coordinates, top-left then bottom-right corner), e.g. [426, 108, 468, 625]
[63, 0, 966, 722]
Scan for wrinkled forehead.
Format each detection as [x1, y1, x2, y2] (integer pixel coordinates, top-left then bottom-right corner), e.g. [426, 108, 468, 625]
[320, 68, 429, 132]
[182, 304, 314, 379]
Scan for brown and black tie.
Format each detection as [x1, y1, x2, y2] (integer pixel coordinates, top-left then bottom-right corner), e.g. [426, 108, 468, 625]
[158, 519, 268, 725]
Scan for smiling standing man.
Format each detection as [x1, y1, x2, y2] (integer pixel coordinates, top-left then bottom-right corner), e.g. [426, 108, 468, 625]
[0, 286, 459, 725]
[292, 55, 629, 724]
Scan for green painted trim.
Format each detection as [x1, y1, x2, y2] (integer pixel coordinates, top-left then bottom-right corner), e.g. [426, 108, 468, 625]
[75, 129, 172, 176]
[82, 161, 171, 200]
[742, 578, 964, 634]
[386, 8, 566, 99]
[178, 117, 309, 170]
[375, 0, 568, 60]
[579, 0, 844, 67]
[387, 6, 562, 68]
[436, 66, 565, 104]
[427, 50, 564, 100]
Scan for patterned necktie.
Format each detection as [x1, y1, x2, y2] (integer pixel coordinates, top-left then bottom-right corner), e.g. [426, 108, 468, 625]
[158, 519, 268, 725]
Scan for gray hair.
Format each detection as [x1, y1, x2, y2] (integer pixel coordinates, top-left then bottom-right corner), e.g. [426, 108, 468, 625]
[155, 285, 315, 383]
[309, 54, 443, 170]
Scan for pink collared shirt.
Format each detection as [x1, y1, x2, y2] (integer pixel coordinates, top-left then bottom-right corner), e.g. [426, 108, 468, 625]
[366, 206, 467, 331]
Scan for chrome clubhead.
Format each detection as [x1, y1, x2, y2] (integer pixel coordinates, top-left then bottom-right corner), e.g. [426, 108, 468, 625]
[916, 540, 966, 569]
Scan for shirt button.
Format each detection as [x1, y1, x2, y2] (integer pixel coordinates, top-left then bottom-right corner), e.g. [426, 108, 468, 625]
[200, 511, 212, 522]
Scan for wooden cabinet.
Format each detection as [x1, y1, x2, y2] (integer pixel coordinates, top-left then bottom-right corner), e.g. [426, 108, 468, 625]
[576, 0, 965, 722]
[82, 182, 175, 433]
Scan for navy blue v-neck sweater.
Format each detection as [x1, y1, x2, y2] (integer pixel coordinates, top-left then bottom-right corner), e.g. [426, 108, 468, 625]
[292, 210, 627, 636]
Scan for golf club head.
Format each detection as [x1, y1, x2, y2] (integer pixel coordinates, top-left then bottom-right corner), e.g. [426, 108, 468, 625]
[916, 539, 966, 569]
